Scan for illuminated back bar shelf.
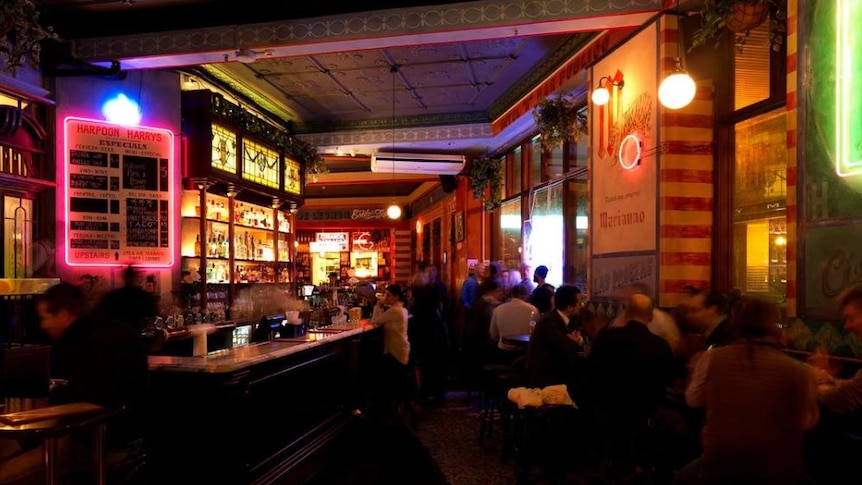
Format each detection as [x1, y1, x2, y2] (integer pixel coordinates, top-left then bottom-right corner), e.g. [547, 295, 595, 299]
[180, 90, 305, 311]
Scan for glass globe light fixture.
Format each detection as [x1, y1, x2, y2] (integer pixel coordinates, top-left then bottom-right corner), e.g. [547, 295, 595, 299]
[387, 203, 401, 220]
[659, 63, 696, 110]
[591, 86, 610, 106]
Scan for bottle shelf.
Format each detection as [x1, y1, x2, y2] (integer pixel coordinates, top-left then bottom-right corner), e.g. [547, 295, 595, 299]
[180, 189, 294, 287]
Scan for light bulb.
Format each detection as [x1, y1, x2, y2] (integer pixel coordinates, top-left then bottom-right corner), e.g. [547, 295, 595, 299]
[387, 204, 401, 219]
[659, 68, 696, 110]
[591, 86, 610, 106]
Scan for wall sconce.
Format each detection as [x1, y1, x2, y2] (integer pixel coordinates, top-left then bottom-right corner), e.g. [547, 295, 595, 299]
[658, 60, 695, 110]
[591, 71, 624, 106]
[226, 184, 238, 198]
[659, 0, 696, 110]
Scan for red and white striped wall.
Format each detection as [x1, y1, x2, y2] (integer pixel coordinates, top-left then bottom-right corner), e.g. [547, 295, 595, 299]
[393, 229, 413, 286]
[657, 14, 715, 308]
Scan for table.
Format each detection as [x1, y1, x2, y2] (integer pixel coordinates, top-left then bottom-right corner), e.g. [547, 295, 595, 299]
[502, 333, 531, 347]
[0, 398, 119, 485]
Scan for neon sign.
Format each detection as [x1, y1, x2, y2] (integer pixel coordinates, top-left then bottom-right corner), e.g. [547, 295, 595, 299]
[836, 0, 862, 177]
[618, 134, 642, 170]
[63, 117, 174, 267]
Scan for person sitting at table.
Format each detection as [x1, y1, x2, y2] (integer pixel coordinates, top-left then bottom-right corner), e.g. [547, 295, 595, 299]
[675, 296, 819, 485]
[0, 282, 151, 484]
[805, 283, 862, 483]
[686, 289, 733, 350]
[810, 283, 862, 417]
[524, 284, 585, 395]
[488, 284, 538, 363]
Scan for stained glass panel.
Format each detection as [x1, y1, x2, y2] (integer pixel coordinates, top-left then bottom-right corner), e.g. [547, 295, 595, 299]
[284, 157, 301, 195]
[242, 139, 279, 189]
[211, 124, 237, 174]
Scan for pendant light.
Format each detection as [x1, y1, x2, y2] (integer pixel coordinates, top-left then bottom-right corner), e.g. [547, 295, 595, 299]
[659, 0, 696, 110]
[386, 64, 402, 220]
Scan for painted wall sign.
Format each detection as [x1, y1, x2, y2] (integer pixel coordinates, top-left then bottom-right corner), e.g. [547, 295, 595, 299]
[63, 117, 174, 267]
[296, 208, 390, 221]
[315, 232, 349, 251]
[804, 223, 862, 313]
[590, 24, 658, 255]
[591, 254, 656, 300]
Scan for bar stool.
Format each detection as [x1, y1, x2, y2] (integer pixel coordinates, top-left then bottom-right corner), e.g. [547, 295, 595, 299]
[476, 362, 516, 446]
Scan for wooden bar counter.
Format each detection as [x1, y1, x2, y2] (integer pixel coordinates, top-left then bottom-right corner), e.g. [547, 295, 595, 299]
[145, 322, 382, 485]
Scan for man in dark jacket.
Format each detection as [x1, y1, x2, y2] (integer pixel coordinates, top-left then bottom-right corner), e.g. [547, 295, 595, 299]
[525, 284, 585, 395]
[0, 282, 150, 483]
[588, 293, 675, 480]
[93, 265, 158, 333]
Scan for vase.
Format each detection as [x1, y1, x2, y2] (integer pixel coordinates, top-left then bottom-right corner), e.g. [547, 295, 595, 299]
[724, 0, 771, 33]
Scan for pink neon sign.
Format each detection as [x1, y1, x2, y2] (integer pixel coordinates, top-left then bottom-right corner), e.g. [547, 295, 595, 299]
[63, 116, 175, 267]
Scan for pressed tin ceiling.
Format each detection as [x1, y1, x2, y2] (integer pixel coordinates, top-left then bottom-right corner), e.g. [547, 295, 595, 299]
[37, 0, 663, 203]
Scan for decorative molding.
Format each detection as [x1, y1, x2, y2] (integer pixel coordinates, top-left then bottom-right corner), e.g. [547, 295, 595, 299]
[73, 0, 663, 62]
[297, 123, 495, 152]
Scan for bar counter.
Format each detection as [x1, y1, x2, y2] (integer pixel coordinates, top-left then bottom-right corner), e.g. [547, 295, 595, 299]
[145, 322, 382, 485]
[147, 324, 369, 374]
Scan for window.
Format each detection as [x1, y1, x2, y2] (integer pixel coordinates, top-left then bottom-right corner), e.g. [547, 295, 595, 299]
[499, 197, 522, 270]
[734, 22, 773, 111]
[547, 144, 564, 180]
[4, 195, 32, 278]
[531, 136, 543, 187]
[511, 146, 522, 195]
[731, 109, 787, 301]
[526, 182, 564, 288]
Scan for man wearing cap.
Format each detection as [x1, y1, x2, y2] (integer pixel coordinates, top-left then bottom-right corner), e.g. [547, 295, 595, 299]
[529, 265, 555, 315]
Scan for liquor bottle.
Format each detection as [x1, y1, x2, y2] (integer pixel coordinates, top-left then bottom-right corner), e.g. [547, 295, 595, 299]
[194, 234, 201, 257]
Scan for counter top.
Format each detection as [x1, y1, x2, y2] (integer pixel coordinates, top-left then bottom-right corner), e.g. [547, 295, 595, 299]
[148, 323, 374, 374]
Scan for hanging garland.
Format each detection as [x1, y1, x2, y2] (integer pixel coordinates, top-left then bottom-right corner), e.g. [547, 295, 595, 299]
[210, 93, 328, 175]
[469, 156, 502, 211]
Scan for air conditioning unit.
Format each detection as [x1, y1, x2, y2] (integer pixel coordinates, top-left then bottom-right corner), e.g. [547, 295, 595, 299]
[370, 152, 466, 175]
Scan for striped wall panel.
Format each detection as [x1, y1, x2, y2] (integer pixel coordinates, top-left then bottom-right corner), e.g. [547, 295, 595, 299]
[658, 15, 714, 308]
[393, 229, 413, 286]
[785, 0, 799, 317]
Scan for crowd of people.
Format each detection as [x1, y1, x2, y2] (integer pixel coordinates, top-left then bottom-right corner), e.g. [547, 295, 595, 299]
[8, 260, 862, 484]
[447, 261, 862, 484]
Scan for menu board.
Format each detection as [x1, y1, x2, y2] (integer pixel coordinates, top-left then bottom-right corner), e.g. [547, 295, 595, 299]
[63, 117, 174, 267]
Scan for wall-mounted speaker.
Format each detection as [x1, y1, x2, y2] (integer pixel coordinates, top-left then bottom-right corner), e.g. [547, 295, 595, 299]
[439, 175, 457, 193]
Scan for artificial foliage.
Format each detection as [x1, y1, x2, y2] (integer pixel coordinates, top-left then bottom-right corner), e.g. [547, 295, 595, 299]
[533, 94, 588, 148]
[209, 93, 327, 176]
[690, 0, 787, 53]
[469, 156, 503, 211]
[0, 0, 59, 74]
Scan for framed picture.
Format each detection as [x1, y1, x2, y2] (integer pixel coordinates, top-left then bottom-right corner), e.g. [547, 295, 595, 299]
[454, 211, 465, 242]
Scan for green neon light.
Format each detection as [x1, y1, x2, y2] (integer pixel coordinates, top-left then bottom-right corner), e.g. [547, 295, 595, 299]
[837, 0, 862, 177]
